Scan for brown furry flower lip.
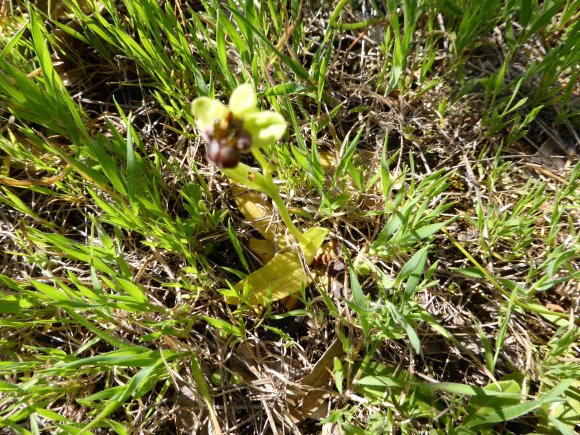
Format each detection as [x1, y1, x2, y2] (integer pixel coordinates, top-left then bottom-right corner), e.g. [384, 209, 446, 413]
[204, 112, 253, 168]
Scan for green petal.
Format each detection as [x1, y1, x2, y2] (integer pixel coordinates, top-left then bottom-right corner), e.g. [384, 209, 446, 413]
[191, 97, 228, 129]
[244, 111, 287, 147]
[229, 83, 258, 117]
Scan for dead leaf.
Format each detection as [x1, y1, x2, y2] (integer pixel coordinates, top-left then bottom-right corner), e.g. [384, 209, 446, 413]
[287, 339, 344, 423]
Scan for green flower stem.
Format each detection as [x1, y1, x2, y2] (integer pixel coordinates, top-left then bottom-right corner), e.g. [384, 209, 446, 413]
[224, 153, 307, 247]
[223, 164, 266, 194]
[268, 183, 307, 246]
[251, 149, 307, 246]
[251, 148, 272, 177]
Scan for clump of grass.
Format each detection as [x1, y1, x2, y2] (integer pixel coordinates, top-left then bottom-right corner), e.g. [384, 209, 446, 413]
[1, 0, 578, 433]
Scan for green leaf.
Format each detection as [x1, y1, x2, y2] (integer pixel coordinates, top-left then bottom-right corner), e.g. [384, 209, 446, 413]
[81, 361, 165, 432]
[262, 82, 313, 96]
[463, 400, 542, 429]
[519, 0, 533, 27]
[35, 409, 67, 422]
[202, 316, 243, 338]
[227, 219, 251, 273]
[402, 321, 421, 354]
[353, 361, 440, 416]
[0, 295, 37, 313]
[408, 220, 451, 241]
[31, 280, 70, 301]
[348, 263, 370, 338]
[226, 7, 311, 82]
[397, 245, 430, 301]
[331, 125, 365, 190]
[112, 277, 149, 304]
[190, 355, 222, 434]
[450, 267, 487, 278]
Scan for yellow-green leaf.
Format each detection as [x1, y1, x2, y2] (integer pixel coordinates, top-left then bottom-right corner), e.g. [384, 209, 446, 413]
[231, 186, 282, 245]
[300, 227, 330, 263]
[226, 250, 304, 305]
[226, 227, 329, 305]
[247, 238, 275, 263]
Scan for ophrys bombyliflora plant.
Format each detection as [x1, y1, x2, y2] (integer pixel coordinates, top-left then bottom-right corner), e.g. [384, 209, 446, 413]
[191, 84, 329, 305]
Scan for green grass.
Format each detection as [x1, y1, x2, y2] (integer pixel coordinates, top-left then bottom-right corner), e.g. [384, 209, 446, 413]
[1, 0, 579, 433]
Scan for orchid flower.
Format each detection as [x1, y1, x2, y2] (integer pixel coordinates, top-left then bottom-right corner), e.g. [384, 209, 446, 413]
[191, 84, 306, 245]
[191, 84, 287, 168]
